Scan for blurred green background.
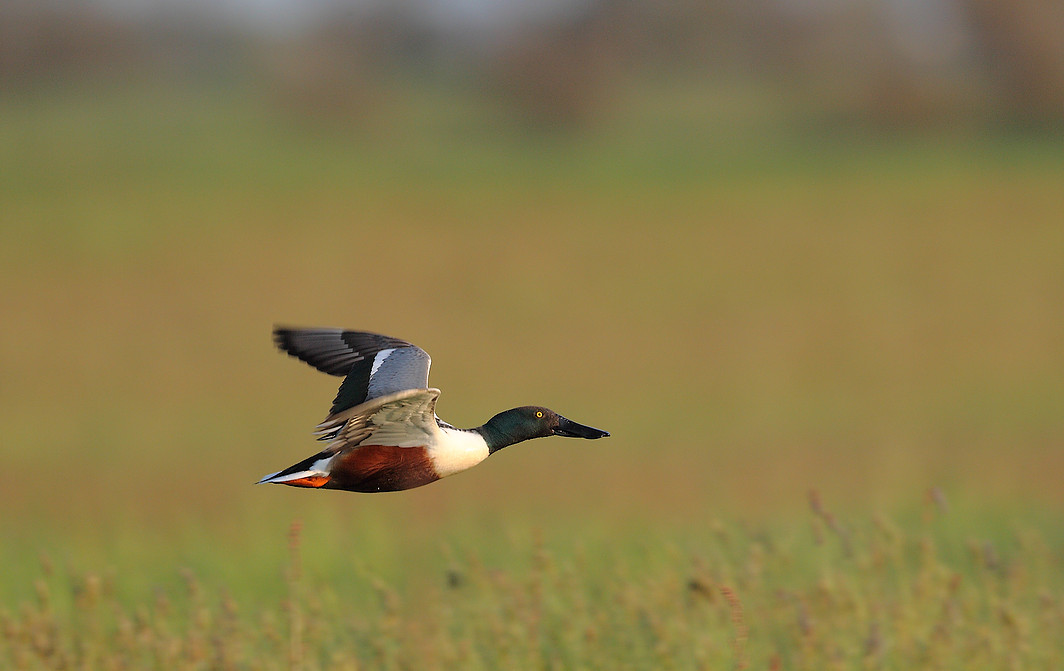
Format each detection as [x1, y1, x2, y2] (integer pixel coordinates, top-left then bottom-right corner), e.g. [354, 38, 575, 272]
[2, 0, 1063, 665]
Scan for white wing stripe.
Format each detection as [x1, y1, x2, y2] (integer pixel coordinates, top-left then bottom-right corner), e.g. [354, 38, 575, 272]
[370, 348, 397, 376]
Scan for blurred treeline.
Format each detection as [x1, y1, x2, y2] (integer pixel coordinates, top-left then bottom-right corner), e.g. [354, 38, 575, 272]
[2, 0, 1063, 128]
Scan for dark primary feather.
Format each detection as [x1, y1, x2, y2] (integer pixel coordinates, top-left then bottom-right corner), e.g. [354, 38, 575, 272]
[274, 328, 413, 376]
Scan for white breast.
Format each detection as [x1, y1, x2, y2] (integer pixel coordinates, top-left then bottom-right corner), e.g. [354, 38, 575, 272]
[430, 426, 490, 478]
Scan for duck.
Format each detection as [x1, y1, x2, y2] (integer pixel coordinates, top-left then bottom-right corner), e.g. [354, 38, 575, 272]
[258, 327, 609, 493]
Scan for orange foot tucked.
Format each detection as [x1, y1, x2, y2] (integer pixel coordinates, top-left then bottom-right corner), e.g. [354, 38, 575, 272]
[281, 475, 330, 488]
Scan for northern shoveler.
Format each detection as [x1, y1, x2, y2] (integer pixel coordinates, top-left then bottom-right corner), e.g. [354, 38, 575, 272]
[258, 327, 609, 493]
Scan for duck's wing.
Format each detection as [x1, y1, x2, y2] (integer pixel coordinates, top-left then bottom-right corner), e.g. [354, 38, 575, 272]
[274, 327, 432, 414]
[314, 388, 443, 451]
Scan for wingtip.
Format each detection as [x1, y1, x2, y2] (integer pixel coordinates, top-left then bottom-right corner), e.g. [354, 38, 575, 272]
[272, 326, 294, 352]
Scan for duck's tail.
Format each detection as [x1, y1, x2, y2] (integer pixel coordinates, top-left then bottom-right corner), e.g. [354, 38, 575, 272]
[257, 452, 332, 488]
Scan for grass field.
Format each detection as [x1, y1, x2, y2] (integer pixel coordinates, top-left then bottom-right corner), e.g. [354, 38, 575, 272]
[2, 82, 1063, 668]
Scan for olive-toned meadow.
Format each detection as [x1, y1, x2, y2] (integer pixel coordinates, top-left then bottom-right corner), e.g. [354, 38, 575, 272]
[3, 84, 1063, 669]
[7, 506, 1064, 670]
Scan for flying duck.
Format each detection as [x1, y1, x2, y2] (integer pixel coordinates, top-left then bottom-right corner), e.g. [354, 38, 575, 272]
[258, 327, 609, 492]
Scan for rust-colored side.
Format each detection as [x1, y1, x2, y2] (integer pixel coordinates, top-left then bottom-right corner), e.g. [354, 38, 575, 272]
[328, 445, 440, 492]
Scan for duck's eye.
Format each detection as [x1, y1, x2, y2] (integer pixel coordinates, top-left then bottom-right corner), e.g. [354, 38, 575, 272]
[536, 411, 544, 418]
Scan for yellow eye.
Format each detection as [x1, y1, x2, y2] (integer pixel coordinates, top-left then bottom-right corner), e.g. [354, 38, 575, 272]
[536, 411, 544, 418]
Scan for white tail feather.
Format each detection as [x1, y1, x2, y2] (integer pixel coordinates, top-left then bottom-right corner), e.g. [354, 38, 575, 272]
[257, 469, 329, 485]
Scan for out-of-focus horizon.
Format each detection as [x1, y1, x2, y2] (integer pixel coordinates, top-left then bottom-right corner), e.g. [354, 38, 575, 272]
[4, 0, 1063, 128]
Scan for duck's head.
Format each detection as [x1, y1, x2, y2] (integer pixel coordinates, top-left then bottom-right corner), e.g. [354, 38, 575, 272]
[481, 406, 609, 453]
